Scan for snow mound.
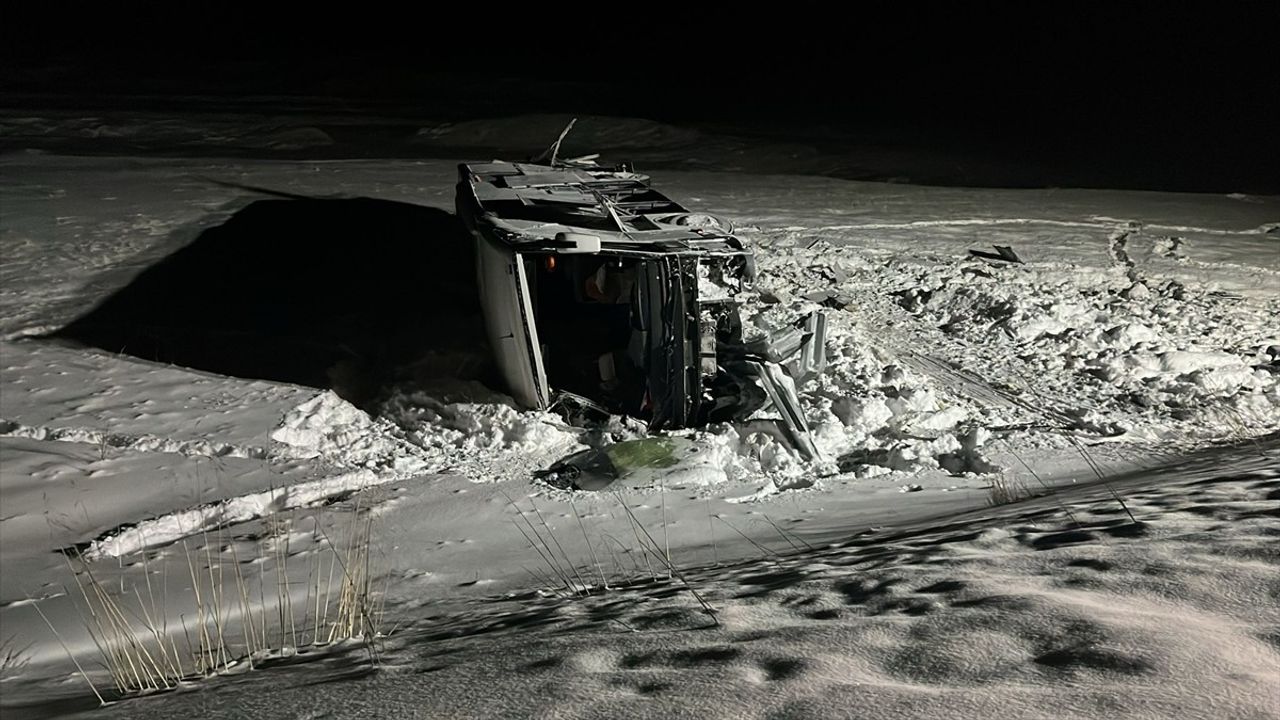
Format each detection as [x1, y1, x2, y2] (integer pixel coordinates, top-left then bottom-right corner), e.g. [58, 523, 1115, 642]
[377, 390, 586, 481]
[86, 390, 590, 558]
[864, 252, 1280, 437]
[271, 391, 422, 473]
[270, 389, 586, 483]
[744, 269, 1003, 482]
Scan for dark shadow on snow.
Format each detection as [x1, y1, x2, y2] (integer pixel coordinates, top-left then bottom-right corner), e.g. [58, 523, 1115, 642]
[54, 197, 490, 407]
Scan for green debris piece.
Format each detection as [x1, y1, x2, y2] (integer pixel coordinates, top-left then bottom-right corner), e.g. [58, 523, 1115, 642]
[603, 437, 681, 472]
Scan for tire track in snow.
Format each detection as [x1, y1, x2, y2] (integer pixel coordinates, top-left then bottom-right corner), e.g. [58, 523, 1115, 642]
[795, 217, 1274, 237]
[0, 416, 433, 560]
[79, 467, 386, 560]
[0, 418, 273, 460]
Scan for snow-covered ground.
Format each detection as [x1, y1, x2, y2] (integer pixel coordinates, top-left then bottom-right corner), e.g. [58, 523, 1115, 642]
[76, 443, 1280, 720]
[1, 116, 1277, 718]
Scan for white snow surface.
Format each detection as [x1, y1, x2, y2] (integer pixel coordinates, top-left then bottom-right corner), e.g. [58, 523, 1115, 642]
[1, 137, 1278, 719]
[44, 446, 1280, 720]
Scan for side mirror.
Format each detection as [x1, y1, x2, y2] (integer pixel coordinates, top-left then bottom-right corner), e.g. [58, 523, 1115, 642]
[554, 232, 601, 254]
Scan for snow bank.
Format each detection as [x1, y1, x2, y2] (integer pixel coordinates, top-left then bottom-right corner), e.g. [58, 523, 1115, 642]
[83, 390, 587, 558]
[762, 238, 1280, 440]
[271, 388, 586, 481]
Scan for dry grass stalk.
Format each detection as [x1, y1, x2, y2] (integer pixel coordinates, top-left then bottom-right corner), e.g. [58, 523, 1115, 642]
[52, 504, 385, 699]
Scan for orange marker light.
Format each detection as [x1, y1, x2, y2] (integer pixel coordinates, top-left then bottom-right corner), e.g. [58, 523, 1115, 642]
[545, 256, 557, 271]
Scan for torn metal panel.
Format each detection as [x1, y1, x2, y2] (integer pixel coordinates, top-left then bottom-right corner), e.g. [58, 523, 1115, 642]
[473, 232, 548, 409]
[787, 311, 828, 384]
[750, 360, 822, 462]
[748, 311, 829, 381]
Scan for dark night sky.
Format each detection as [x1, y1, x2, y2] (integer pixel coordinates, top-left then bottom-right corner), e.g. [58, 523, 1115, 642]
[3, 3, 1276, 192]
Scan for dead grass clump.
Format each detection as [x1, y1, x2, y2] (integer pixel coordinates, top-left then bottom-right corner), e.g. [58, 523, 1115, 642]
[49, 504, 385, 703]
[987, 474, 1031, 506]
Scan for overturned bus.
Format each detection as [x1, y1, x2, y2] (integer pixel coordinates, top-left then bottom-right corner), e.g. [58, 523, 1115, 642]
[456, 157, 822, 457]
